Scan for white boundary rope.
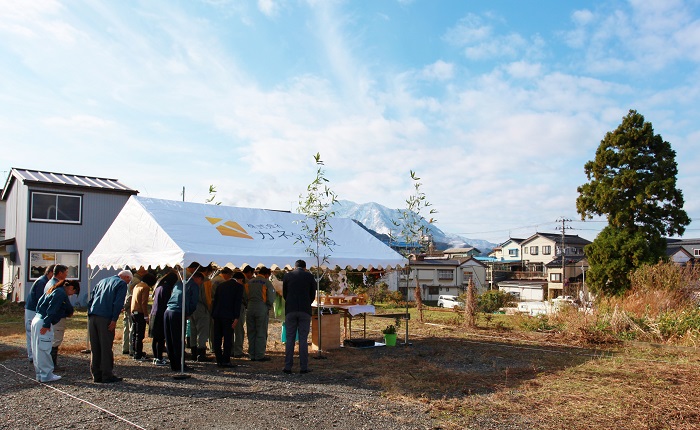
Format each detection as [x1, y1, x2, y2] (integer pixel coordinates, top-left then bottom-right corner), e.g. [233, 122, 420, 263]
[0, 363, 146, 429]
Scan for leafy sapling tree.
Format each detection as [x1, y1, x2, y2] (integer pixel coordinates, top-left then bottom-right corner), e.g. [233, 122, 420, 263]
[296, 153, 338, 355]
[392, 170, 437, 325]
[576, 110, 690, 296]
[205, 185, 222, 205]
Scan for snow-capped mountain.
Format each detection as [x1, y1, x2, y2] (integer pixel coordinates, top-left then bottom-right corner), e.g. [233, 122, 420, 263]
[332, 200, 497, 254]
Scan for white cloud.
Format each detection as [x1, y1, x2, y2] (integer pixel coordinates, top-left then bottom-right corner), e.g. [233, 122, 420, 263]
[420, 60, 454, 81]
[257, 0, 278, 17]
[444, 13, 544, 61]
[43, 115, 116, 129]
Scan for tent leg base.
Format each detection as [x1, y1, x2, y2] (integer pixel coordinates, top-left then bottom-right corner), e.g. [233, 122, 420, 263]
[172, 373, 191, 380]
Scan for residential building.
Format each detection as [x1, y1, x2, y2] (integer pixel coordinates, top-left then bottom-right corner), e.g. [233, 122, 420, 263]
[396, 256, 487, 301]
[666, 238, 700, 265]
[493, 232, 590, 301]
[0, 168, 137, 304]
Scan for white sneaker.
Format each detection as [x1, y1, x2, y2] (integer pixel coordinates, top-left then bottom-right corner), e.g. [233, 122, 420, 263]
[154, 359, 168, 366]
[43, 374, 62, 383]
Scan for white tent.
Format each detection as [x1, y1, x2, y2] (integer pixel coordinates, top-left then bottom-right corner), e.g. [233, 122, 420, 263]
[88, 196, 405, 270]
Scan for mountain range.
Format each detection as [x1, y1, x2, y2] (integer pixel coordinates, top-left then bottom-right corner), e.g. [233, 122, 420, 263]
[332, 200, 497, 255]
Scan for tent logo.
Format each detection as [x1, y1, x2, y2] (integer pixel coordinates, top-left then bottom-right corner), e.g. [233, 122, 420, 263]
[206, 217, 253, 240]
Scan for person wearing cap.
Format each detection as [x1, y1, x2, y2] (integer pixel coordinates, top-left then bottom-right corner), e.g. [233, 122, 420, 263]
[41, 264, 70, 369]
[31, 278, 79, 383]
[25, 265, 54, 363]
[88, 270, 132, 383]
[231, 265, 254, 358]
[245, 266, 276, 361]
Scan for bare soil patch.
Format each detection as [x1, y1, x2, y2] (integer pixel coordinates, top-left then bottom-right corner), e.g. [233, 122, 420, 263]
[1, 302, 699, 429]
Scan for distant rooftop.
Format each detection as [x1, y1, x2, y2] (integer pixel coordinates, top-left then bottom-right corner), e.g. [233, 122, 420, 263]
[2, 168, 138, 200]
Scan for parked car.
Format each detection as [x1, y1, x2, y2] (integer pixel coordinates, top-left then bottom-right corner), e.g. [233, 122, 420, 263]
[437, 295, 463, 309]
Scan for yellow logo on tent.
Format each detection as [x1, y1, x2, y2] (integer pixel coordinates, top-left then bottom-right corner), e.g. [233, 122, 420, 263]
[206, 217, 253, 239]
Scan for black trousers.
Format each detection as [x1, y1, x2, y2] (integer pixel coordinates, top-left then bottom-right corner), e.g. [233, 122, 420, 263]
[213, 318, 233, 364]
[130, 312, 147, 358]
[149, 314, 166, 360]
[164, 309, 183, 371]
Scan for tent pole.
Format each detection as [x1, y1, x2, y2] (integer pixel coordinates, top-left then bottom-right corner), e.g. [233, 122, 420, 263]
[174, 265, 191, 380]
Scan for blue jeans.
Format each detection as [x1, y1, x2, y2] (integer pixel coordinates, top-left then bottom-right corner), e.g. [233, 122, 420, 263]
[284, 312, 311, 371]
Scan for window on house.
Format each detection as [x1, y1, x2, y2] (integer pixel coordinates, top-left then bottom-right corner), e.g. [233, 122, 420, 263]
[28, 251, 81, 281]
[694, 249, 700, 257]
[523, 247, 528, 255]
[463, 272, 473, 284]
[508, 249, 518, 257]
[438, 270, 454, 280]
[542, 245, 551, 255]
[549, 273, 562, 282]
[30, 191, 82, 223]
[530, 246, 538, 255]
[418, 269, 433, 280]
[428, 286, 439, 295]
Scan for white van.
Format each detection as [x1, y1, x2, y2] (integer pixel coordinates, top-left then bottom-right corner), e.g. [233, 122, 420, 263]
[437, 295, 463, 309]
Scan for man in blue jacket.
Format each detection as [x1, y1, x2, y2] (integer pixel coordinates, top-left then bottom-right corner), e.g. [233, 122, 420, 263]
[164, 270, 202, 372]
[88, 270, 131, 383]
[25, 265, 54, 363]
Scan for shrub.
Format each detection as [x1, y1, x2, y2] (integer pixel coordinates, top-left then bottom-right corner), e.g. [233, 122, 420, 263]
[477, 290, 513, 313]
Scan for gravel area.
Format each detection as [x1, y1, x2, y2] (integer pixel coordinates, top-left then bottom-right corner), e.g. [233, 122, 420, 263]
[0, 349, 434, 430]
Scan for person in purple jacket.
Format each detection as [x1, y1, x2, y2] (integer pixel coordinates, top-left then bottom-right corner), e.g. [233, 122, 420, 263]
[150, 270, 177, 366]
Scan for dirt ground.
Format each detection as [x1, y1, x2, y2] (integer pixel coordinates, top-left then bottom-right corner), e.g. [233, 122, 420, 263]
[2, 304, 700, 429]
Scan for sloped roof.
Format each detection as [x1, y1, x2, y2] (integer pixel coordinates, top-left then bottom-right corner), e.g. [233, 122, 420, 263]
[544, 255, 587, 268]
[411, 258, 460, 267]
[521, 232, 591, 247]
[498, 238, 524, 247]
[1, 168, 137, 200]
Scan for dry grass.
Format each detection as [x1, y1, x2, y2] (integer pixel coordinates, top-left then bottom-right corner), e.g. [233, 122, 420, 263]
[2, 301, 700, 429]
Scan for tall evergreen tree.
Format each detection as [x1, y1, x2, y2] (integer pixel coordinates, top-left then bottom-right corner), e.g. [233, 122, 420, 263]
[576, 110, 690, 295]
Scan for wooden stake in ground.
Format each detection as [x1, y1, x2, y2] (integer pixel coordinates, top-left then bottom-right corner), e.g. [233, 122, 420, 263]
[464, 278, 476, 328]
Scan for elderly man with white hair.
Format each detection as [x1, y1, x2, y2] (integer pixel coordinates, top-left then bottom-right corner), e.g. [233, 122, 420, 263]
[88, 269, 132, 383]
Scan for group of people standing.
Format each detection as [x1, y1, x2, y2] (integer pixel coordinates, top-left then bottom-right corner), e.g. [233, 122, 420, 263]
[24, 258, 318, 383]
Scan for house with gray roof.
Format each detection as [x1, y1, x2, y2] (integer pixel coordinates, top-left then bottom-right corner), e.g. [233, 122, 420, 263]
[666, 238, 700, 265]
[0, 168, 137, 304]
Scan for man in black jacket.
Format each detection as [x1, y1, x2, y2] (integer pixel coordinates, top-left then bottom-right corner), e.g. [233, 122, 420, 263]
[211, 271, 244, 368]
[282, 260, 316, 374]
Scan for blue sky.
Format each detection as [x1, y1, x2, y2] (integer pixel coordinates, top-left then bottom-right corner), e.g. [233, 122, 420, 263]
[1, 0, 699, 243]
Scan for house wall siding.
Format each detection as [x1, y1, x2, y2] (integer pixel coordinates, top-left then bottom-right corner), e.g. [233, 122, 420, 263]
[2, 180, 29, 295]
[2, 178, 134, 304]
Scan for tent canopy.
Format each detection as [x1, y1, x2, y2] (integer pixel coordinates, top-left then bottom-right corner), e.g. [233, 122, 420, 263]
[88, 196, 405, 271]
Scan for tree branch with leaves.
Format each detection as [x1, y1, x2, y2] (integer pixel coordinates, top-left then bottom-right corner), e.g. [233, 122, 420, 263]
[391, 170, 437, 323]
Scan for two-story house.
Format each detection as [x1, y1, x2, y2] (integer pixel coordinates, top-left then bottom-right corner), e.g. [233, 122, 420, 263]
[497, 232, 590, 301]
[398, 256, 487, 301]
[666, 238, 700, 265]
[0, 168, 137, 304]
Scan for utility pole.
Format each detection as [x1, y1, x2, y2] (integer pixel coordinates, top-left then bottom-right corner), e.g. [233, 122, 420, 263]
[555, 217, 572, 298]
